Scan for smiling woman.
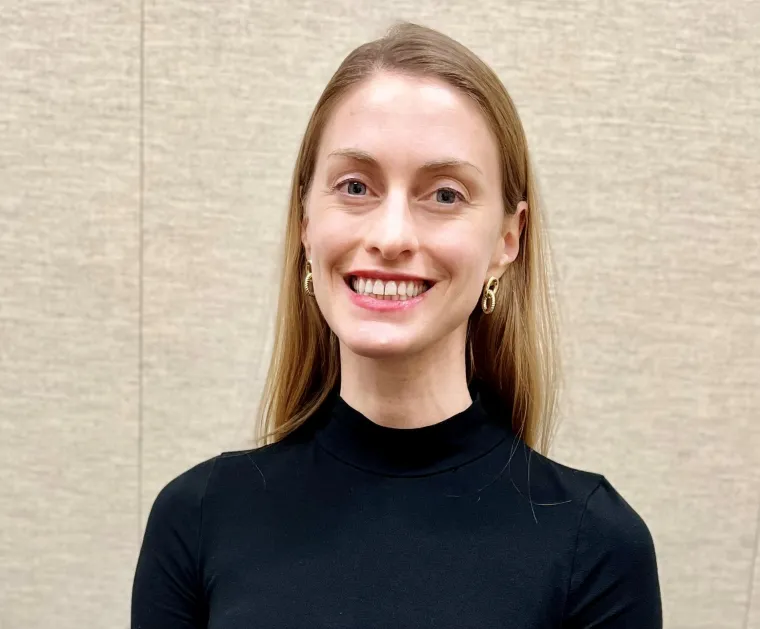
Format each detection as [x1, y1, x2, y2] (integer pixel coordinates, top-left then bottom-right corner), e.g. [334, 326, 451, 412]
[271, 29, 544, 443]
[300, 68, 527, 414]
[132, 22, 662, 629]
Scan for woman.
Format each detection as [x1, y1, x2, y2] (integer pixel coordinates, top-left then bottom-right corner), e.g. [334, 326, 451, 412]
[132, 22, 662, 628]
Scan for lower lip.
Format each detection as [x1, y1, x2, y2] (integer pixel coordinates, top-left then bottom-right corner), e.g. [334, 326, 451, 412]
[344, 280, 430, 312]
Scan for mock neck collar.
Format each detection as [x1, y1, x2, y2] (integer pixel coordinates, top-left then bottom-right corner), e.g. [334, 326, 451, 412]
[313, 379, 513, 477]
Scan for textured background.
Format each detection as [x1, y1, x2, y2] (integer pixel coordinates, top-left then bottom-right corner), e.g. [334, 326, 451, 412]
[1, 1, 759, 628]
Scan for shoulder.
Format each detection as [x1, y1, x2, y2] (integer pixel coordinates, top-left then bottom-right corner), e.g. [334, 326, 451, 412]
[576, 475, 657, 562]
[511, 449, 662, 622]
[146, 456, 219, 525]
[500, 438, 605, 510]
[532, 448, 655, 553]
[564, 475, 662, 623]
[216, 416, 322, 476]
[503, 439, 655, 546]
[139, 456, 222, 571]
[149, 424, 315, 516]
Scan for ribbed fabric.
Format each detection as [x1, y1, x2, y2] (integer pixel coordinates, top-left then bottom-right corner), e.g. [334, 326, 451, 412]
[315, 383, 511, 477]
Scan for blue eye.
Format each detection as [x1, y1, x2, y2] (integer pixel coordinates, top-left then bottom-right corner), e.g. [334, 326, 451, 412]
[436, 188, 462, 204]
[343, 180, 367, 195]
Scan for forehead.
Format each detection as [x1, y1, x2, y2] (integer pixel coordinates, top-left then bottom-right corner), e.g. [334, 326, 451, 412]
[318, 72, 500, 173]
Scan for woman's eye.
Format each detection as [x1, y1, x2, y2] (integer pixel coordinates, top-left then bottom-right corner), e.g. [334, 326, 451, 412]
[436, 188, 463, 204]
[340, 180, 367, 196]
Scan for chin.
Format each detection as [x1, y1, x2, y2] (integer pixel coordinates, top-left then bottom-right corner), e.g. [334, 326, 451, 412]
[339, 329, 422, 360]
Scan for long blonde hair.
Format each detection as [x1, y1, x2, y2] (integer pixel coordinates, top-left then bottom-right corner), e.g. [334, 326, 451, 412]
[256, 22, 562, 455]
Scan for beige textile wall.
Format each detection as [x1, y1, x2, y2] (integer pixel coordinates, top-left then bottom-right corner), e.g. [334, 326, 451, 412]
[1, 1, 758, 628]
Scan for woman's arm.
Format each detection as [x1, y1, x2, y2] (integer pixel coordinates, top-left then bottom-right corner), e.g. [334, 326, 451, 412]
[564, 477, 663, 628]
[131, 458, 217, 629]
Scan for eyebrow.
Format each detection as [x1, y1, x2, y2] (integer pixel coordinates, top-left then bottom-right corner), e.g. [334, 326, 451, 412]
[327, 148, 484, 176]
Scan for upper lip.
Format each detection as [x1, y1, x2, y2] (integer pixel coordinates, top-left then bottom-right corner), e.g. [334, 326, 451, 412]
[345, 270, 433, 283]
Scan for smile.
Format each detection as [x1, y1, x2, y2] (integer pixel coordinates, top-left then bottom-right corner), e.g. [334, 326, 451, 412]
[346, 275, 431, 301]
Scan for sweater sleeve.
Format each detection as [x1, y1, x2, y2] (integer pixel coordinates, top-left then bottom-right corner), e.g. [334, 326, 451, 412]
[131, 457, 217, 629]
[563, 476, 663, 628]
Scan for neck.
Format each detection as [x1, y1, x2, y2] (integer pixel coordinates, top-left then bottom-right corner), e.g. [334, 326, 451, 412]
[338, 327, 472, 429]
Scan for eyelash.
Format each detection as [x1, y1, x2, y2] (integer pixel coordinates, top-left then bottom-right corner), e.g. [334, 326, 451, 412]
[335, 179, 467, 203]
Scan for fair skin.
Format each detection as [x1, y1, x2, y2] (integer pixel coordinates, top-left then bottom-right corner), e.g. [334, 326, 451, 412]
[302, 71, 526, 429]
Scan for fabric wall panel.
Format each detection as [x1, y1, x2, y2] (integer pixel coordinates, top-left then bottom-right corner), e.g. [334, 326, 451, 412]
[0, 2, 141, 628]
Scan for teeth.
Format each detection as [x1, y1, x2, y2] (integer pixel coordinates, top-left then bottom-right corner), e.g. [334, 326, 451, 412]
[349, 276, 428, 300]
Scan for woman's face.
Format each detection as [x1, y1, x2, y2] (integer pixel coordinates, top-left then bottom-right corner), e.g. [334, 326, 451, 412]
[302, 71, 524, 360]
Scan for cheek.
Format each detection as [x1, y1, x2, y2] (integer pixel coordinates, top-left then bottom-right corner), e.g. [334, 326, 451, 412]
[308, 211, 356, 267]
[428, 224, 491, 281]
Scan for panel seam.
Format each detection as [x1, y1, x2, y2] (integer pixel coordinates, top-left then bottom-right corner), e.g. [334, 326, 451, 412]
[137, 0, 145, 544]
[742, 486, 760, 629]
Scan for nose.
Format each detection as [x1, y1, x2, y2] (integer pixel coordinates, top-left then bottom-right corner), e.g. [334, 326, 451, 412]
[363, 189, 418, 260]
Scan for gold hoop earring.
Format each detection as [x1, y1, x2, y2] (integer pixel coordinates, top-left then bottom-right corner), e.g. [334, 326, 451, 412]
[304, 260, 314, 296]
[481, 276, 499, 314]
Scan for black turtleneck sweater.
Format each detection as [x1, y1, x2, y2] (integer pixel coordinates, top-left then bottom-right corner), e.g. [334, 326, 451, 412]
[131, 383, 662, 628]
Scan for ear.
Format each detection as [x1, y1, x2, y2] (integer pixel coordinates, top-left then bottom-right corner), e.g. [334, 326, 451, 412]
[488, 201, 527, 277]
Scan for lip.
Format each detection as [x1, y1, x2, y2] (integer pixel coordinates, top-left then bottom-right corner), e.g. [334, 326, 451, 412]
[343, 277, 430, 312]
